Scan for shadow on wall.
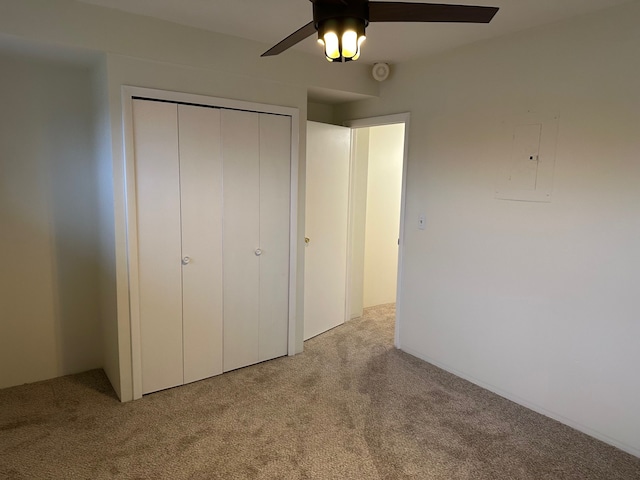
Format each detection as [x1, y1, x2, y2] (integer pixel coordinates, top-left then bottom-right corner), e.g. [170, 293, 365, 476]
[0, 53, 102, 388]
[45, 85, 102, 376]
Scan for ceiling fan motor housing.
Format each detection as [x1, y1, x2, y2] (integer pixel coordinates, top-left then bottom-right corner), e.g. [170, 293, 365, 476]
[313, 1, 370, 28]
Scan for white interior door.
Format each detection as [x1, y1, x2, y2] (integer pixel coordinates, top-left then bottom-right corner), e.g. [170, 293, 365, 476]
[133, 100, 184, 395]
[304, 121, 351, 340]
[178, 104, 224, 384]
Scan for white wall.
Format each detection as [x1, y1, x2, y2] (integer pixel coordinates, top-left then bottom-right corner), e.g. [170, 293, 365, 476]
[362, 124, 404, 308]
[0, 52, 102, 389]
[338, 2, 640, 457]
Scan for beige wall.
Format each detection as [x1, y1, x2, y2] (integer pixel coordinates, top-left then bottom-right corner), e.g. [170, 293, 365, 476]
[307, 102, 337, 125]
[363, 124, 404, 308]
[337, 1, 640, 456]
[350, 124, 405, 314]
[349, 128, 370, 319]
[0, 52, 101, 389]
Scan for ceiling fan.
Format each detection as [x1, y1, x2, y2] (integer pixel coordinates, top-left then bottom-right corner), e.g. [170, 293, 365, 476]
[262, 0, 499, 62]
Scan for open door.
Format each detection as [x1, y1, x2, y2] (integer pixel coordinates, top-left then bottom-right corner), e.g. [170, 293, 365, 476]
[303, 121, 351, 340]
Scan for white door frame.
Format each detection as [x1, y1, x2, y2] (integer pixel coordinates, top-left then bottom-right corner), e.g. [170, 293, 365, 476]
[344, 113, 410, 349]
[121, 86, 300, 400]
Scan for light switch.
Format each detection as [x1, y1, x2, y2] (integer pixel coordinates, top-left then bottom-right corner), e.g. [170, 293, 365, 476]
[418, 215, 426, 230]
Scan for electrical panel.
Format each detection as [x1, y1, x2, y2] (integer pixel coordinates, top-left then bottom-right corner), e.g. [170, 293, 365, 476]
[496, 113, 559, 203]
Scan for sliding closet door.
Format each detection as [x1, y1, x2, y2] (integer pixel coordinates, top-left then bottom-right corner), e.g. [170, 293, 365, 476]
[258, 114, 291, 362]
[222, 109, 261, 371]
[178, 105, 224, 384]
[133, 100, 184, 395]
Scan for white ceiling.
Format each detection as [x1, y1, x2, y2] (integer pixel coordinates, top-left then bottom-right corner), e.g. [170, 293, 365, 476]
[78, 0, 632, 64]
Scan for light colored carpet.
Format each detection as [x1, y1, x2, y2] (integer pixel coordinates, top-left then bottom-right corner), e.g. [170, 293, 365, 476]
[1, 303, 639, 479]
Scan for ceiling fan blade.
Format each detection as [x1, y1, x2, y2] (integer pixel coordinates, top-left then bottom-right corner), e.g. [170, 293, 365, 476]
[369, 2, 499, 23]
[261, 21, 317, 57]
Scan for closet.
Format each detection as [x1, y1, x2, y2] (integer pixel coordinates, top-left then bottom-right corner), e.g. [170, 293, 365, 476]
[132, 99, 291, 395]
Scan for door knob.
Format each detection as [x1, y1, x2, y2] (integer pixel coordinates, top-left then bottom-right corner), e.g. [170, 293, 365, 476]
[255, 249, 262, 256]
[182, 256, 191, 265]
[305, 237, 310, 244]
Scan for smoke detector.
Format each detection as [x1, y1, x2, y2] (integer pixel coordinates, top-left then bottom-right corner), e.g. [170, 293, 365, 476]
[372, 63, 390, 82]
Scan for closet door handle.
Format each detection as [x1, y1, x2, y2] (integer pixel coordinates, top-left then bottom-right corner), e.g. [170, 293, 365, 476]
[255, 249, 262, 257]
[182, 256, 191, 265]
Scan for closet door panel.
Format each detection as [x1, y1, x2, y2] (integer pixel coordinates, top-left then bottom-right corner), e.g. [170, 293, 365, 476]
[222, 109, 261, 372]
[258, 114, 291, 362]
[178, 105, 224, 384]
[133, 100, 184, 395]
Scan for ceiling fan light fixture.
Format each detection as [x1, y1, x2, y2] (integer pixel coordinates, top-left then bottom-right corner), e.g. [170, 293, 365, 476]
[261, 1, 499, 62]
[318, 17, 366, 62]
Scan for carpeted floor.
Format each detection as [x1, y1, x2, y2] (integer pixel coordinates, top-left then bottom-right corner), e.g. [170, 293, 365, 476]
[1, 303, 639, 479]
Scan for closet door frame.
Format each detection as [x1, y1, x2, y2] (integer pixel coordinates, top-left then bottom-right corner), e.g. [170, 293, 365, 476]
[122, 86, 300, 400]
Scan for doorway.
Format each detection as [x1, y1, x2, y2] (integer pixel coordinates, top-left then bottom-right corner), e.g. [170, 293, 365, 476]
[304, 114, 409, 346]
[348, 122, 405, 322]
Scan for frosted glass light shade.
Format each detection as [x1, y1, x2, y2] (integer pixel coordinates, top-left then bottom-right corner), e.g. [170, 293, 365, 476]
[324, 32, 340, 60]
[342, 30, 358, 58]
